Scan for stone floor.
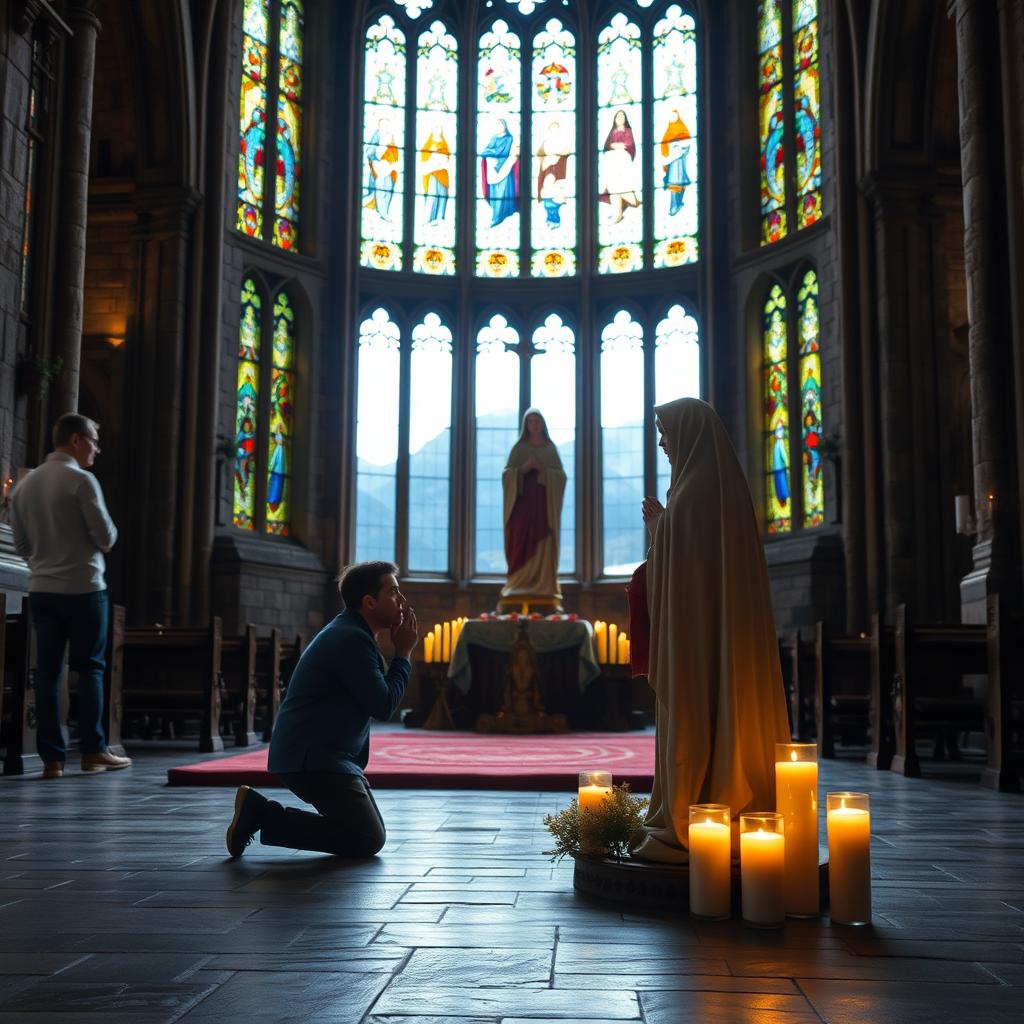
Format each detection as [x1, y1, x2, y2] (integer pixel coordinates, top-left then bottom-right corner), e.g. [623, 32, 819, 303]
[1, 745, 1022, 1023]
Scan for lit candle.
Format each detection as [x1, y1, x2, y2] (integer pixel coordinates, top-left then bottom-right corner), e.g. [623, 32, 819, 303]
[594, 621, 607, 664]
[608, 623, 618, 664]
[617, 632, 629, 666]
[775, 742, 819, 917]
[577, 769, 612, 812]
[442, 621, 451, 662]
[688, 804, 731, 920]
[826, 792, 871, 925]
[740, 813, 785, 927]
[433, 623, 442, 660]
[424, 633, 434, 663]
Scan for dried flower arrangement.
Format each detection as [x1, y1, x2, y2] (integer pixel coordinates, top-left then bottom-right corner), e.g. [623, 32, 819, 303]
[543, 783, 649, 862]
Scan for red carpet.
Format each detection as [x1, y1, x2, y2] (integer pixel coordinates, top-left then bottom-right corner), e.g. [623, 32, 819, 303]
[166, 731, 654, 791]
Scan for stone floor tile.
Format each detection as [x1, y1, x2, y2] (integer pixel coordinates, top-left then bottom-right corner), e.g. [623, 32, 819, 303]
[372, 986, 639, 1018]
[640, 988, 820, 1023]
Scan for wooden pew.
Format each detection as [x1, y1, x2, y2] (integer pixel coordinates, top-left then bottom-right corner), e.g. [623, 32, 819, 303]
[67, 602, 127, 758]
[779, 631, 815, 740]
[814, 624, 870, 759]
[278, 632, 305, 696]
[1, 594, 41, 775]
[982, 594, 1024, 792]
[221, 624, 258, 747]
[866, 613, 895, 770]
[119, 618, 225, 752]
[255, 628, 281, 742]
[890, 604, 986, 778]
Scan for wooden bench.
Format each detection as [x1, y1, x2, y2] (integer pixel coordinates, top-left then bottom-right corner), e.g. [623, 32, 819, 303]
[891, 604, 987, 778]
[779, 631, 815, 740]
[221, 624, 258, 747]
[1, 594, 40, 775]
[118, 618, 225, 752]
[814, 624, 870, 759]
[982, 594, 1024, 792]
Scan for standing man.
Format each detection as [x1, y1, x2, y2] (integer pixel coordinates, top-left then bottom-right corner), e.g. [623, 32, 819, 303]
[226, 561, 418, 859]
[10, 413, 131, 778]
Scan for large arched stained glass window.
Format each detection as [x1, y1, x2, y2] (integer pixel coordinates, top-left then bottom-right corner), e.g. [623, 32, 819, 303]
[355, 309, 401, 559]
[414, 22, 458, 275]
[475, 316, 521, 571]
[531, 19, 577, 278]
[763, 284, 790, 532]
[234, 276, 262, 530]
[596, 14, 643, 274]
[360, 16, 407, 272]
[652, 5, 698, 267]
[530, 314, 576, 573]
[409, 313, 453, 570]
[758, 0, 785, 245]
[237, 0, 304, 250]
[654, 303, 700, 500]
[600, 310, 645, 573]
[793, 0, 821, 229]
[266, 292, 295, 535]
[798, 270, 823, 527]
[476, 21, 522, 278]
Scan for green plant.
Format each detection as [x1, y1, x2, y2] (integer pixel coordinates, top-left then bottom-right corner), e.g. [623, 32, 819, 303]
[543, 783, 649, 862]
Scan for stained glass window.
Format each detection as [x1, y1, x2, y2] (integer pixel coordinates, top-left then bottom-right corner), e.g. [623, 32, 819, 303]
[393, 0, 433, 17]
[274, 0, 303, 250]
[476, 21, 522, 277]
[531, 315, 576, 573]
[265, 292, 295, 535]
[355, 309, 401, 559]
[503, 0, 547, 14]
[408, 313, 453, 570]
[652, 5, 698, 268]
[238, 0, 269, 239]
[234, 277, 262, 530]
[758, 0, 786, 245]
[597, 14, 643, 274]
[654, 303, 700, 500]
[475, 316, 521, 571]
[763, 284, 790, 533]
[530, 19, 577, 278]
[413, 22, 458, 275]
[793, 0, 821, 229]
[798, 270, 823, 527]
[361, 16, 407, 272]
[601, 311, 645, 573]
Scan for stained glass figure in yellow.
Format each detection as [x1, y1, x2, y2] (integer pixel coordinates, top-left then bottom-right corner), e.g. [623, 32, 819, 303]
[266, 291, 295, 535]
[758, 0, 786, 245]
[793, 0, 821, 229]
[763, 284, 789, 532]
[234, 277, 261, 529]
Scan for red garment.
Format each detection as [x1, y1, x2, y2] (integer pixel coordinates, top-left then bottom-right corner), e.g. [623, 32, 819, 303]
[625, 560, 650, 678]
[505, 470, 550, 575]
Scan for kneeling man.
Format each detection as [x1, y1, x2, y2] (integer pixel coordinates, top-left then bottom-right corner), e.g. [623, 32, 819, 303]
[226, 561, 417, 858]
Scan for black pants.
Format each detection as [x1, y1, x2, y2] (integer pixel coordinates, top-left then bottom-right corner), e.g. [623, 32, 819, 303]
[259, 772, 386, 857]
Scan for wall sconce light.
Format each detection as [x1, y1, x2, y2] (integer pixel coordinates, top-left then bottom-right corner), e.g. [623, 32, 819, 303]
[955, 494, 976, 536]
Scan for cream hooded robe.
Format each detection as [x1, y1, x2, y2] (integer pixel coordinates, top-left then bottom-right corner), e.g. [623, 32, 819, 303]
[632, 398, 790, 862]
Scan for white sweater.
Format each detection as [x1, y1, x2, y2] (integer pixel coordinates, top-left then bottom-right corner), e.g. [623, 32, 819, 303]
[10, 452, 118, 593]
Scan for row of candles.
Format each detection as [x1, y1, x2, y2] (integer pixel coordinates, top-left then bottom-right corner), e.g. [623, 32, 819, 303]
[421, 618, 467, 663]
[579, 742, 871, 926]
[591, 621, 631, 665]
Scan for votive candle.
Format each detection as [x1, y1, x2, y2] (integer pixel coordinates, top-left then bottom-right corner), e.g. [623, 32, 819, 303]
[826, 792, 871, 925]
[578, 769, 612, 812]
[740, 812, 785, 927]
[688, 804, 731, 920]
[775, 742, 819, 917]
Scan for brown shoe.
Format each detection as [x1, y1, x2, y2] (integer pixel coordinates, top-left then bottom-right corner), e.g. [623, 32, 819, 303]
[42, 762, 64, 779]
[81, 751, 133, 772]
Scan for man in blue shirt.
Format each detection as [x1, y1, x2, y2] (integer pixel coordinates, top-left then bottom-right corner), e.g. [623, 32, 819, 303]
[226, 561, 418, 858]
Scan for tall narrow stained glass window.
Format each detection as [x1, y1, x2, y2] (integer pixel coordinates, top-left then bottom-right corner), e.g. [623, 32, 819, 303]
[793, 0, 821, 229]
[654, 303, 700, 500]
[408, 313, 453, 570]
[530, 315, 576, 573]
[476, 21, 522, 277]
[530, 19, 577, 278]
[355, 309, 401, 559]
[234, 277, 262, 530]
[475, 317, 521, 571]
[652, 5, 698, 267]
[237, 0, 304, 249]
[360, 16, 407, 271]
[758, 0, 785, 245]
[798, 270, 823, 527]
[597, 14, 643, 274]
[414, 22, 458, 275]
[266, 293, 295, 535]
[601, 311, 645, 573]
[763, 284, 789, 533]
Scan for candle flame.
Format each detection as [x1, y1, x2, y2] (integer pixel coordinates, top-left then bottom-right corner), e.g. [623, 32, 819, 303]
[704, 817, 712, 826]
[790, 750, 797, 762]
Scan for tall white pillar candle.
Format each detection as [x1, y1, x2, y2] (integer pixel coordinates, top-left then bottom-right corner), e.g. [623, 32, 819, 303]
[775, 742, 820, 916]
[740, 813, 785, 927]
[827, 792, 871, 925]
[688, 804, 731, 920]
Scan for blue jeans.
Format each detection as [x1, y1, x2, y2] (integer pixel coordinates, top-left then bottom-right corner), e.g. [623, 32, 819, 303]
[29, 591, 109, 763]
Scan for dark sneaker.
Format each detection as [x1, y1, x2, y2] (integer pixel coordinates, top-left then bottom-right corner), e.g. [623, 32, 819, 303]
[226, 785, 266, 859]
[81, 751, 132, 772]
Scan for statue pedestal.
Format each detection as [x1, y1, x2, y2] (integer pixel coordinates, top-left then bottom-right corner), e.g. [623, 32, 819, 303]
[496, 594, 563, 614]
[572, 852, 830, 916]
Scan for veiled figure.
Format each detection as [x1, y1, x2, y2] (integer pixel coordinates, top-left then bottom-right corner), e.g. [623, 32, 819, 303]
[499, 409, 566, 611]
[632, 398, 790, 863]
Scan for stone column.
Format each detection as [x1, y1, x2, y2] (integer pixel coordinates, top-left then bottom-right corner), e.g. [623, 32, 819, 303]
[949, 0, 1020, 618]
[52, 2, 101, 414]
